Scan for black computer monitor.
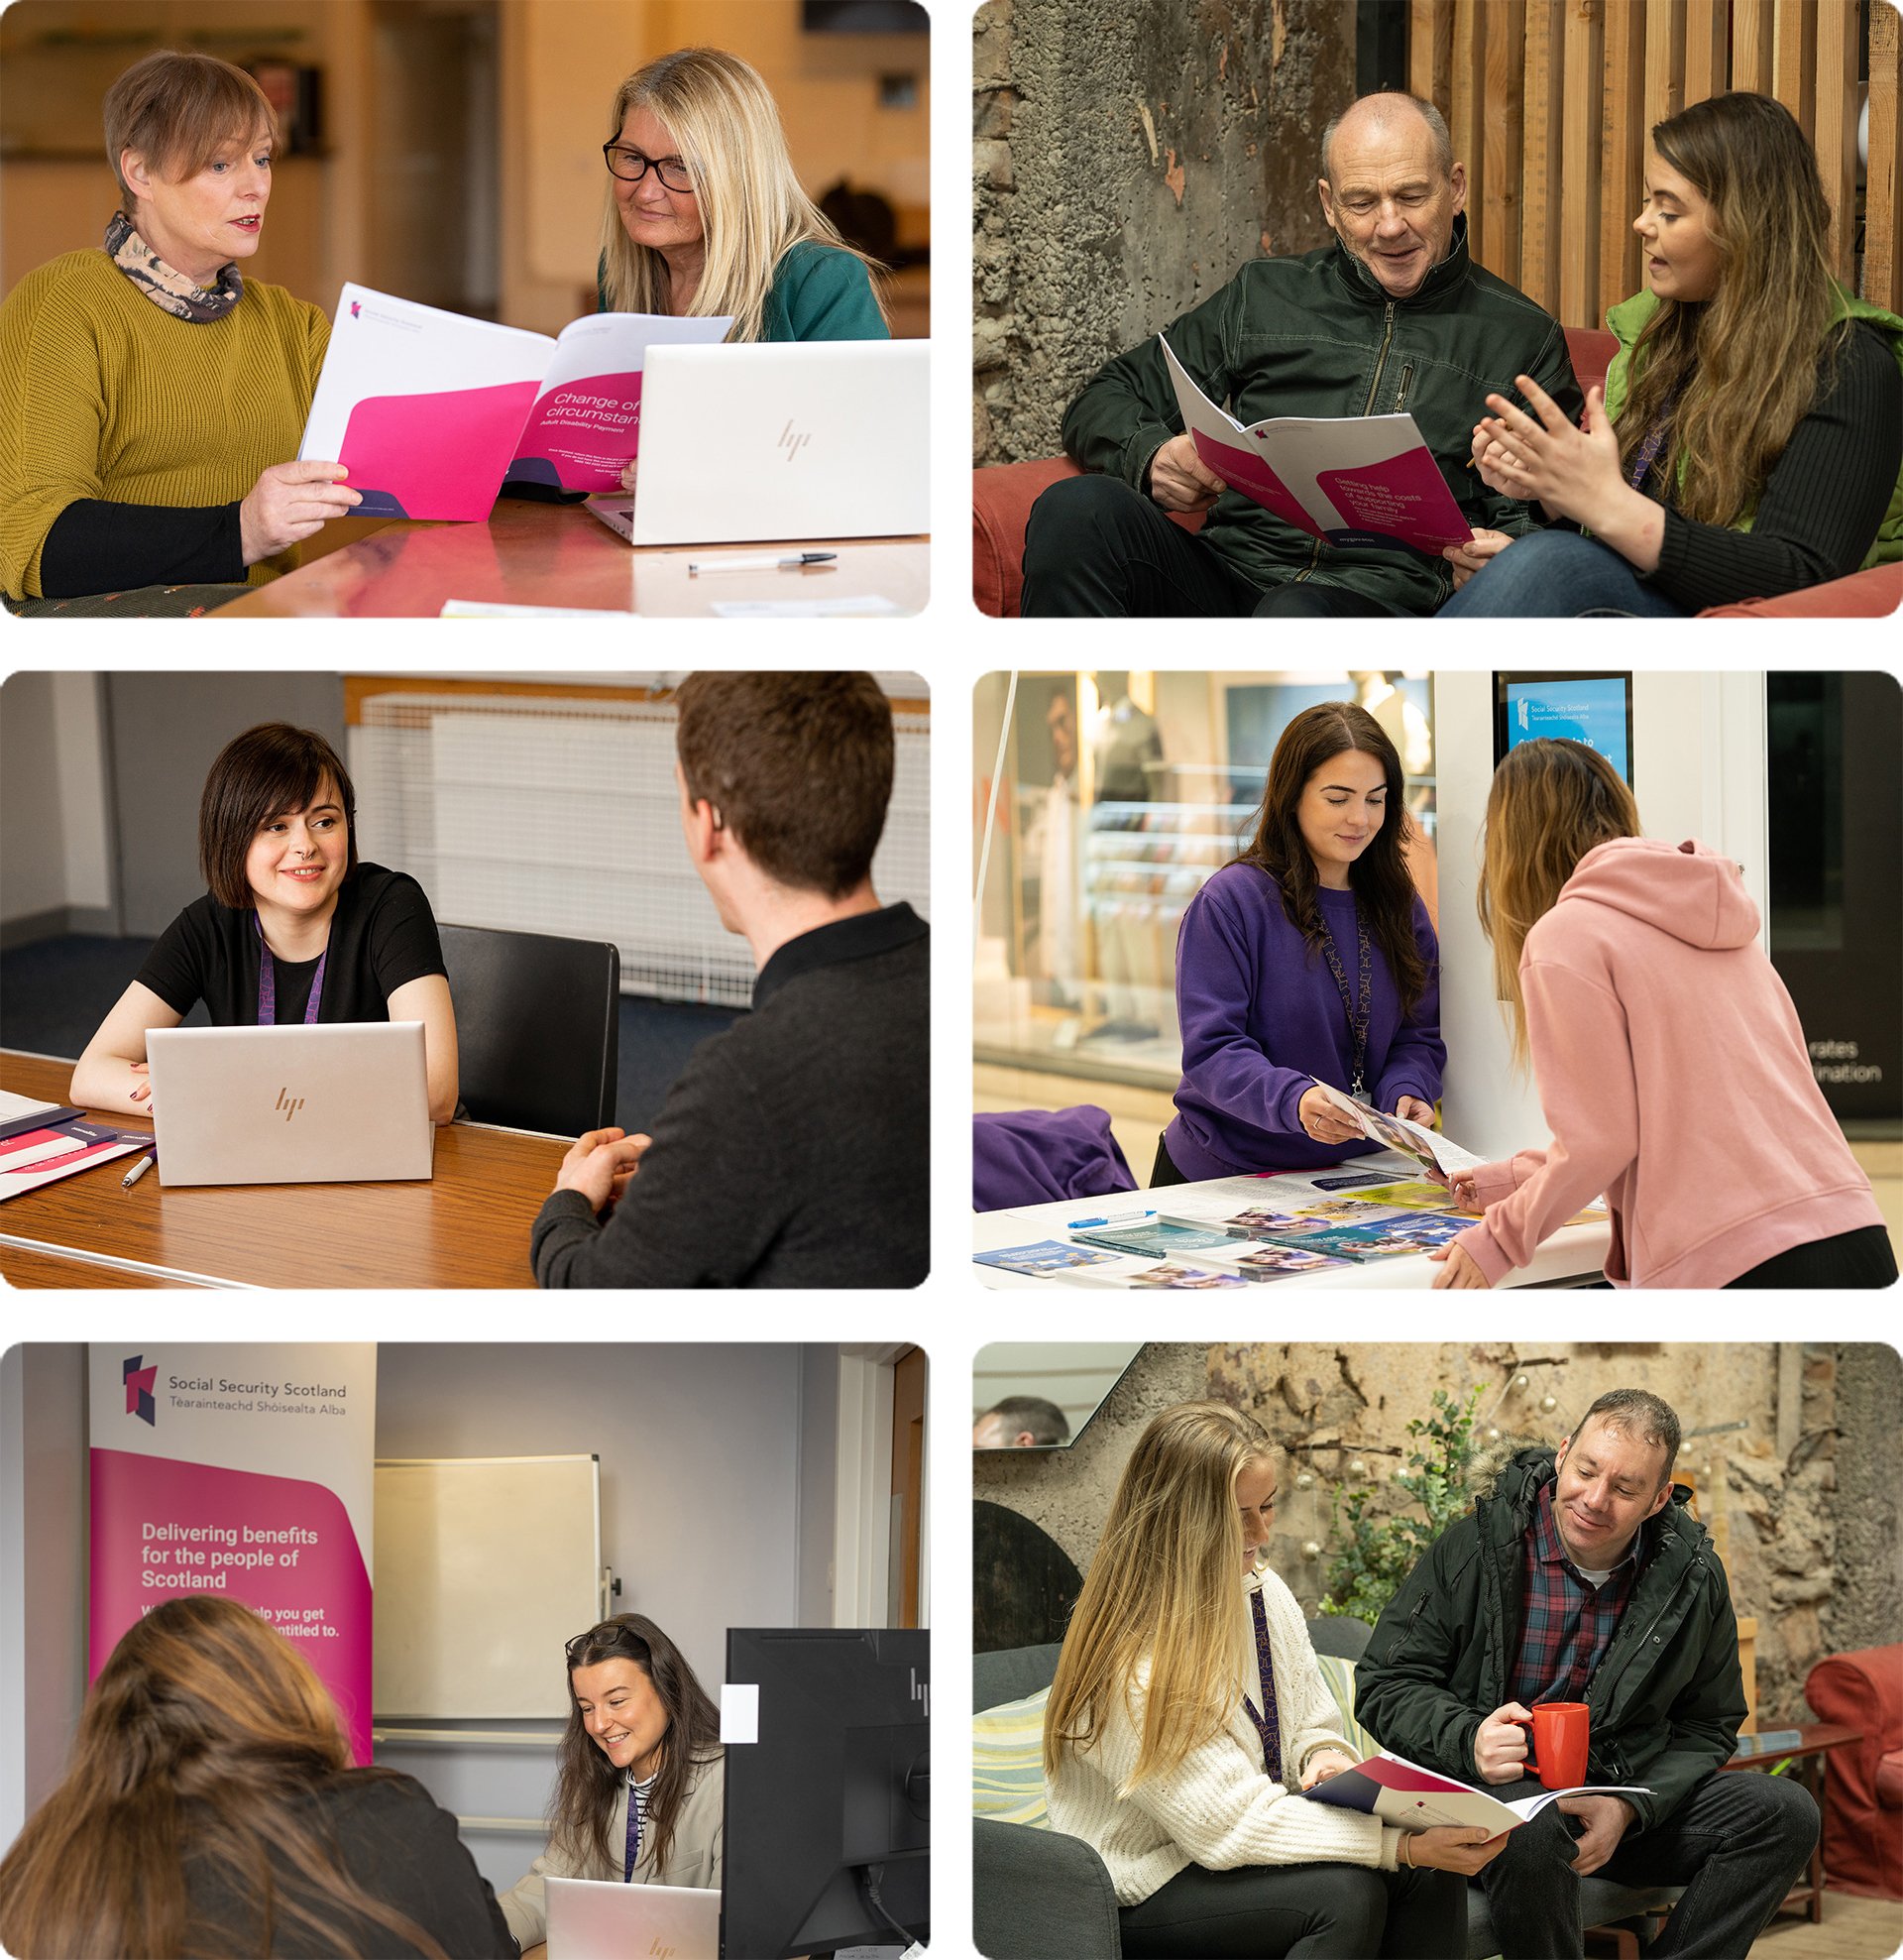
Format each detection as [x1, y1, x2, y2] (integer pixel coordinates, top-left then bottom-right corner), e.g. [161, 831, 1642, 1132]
[1493, 671, 1635, 785]
[721, 1628, 929, 1959]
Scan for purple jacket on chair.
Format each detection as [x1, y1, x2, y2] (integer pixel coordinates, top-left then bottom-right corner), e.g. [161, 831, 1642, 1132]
[973, 1107, 1137, 1213]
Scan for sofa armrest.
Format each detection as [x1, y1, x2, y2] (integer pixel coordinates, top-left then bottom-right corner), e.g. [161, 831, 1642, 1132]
[973, 1816, 1122, 1960]
[1697, 562, 1903, 618]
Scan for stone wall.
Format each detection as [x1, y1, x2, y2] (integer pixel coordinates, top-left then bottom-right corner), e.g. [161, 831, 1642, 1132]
[974, 1342, 1901, 1728]
[973, 0, 1357, 465]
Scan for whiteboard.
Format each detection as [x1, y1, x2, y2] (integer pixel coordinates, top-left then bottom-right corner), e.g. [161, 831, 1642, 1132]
[374, 1454, 601, 1717]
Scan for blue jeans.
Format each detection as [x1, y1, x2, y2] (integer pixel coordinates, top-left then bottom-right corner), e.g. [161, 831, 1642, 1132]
[1436, 527, 1689, 618]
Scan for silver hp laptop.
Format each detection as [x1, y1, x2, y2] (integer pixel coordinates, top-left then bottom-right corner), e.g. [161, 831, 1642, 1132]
[145, 1023, 434, 1187]
[545, 1877, 721, 1960]
[592, 339, 929, 546]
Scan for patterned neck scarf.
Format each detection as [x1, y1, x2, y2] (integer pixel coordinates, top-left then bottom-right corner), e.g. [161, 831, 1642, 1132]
[104, 211, 243, 322]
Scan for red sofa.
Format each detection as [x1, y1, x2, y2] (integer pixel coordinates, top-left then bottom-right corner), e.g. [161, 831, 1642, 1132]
[972, 326, 1900, 618]
[1805, 1646, 1903, 1900]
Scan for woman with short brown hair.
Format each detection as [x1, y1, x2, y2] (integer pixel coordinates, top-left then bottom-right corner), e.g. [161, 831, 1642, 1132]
[0, 50, 357, 615]
[0, 1596, 512, 1958]
[71, 722, 458, 1124]
[1431, 738, 1894, 1287]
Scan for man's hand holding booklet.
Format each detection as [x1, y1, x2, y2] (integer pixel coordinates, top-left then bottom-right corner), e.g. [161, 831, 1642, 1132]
[1301, 1749, 1650, 1836]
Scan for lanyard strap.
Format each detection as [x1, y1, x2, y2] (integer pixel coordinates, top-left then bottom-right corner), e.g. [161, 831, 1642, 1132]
[622, 1777, 643, 1881]
[1242, 1586, 1285, 1780]
[255, 913, 326, 1027]
[1315, 902, 1373, 1100]
[1629, 392, 1678, 492]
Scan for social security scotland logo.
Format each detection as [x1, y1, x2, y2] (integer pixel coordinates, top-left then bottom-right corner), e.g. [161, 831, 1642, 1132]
[123, 1354, 158, 1427]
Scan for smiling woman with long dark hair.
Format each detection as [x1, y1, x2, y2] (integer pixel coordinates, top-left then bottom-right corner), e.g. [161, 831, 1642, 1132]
[496, 1615, 725, 1954]
[1155, 700, 1445, 1186]
[0, 1597, 512, 1958]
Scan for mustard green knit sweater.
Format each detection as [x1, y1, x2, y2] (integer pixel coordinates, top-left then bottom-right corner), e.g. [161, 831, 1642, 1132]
[0, 249, 329, 600]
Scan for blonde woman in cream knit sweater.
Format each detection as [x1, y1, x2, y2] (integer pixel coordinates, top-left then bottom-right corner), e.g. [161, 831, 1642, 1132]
[1044, 1402, 1502, 1957]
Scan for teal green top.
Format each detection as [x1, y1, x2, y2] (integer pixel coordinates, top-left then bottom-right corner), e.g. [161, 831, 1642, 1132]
[595, 240, 888, 340]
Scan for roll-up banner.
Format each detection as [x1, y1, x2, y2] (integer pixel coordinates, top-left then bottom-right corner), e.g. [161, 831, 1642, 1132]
[88, 1344, 376, 1763]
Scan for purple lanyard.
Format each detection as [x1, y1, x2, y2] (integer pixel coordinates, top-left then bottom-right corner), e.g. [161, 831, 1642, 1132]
[1242, 1585, 1285, 1780]
[255, 912, 326, 1026]
[622, 1778, 643, 1880]
[1628, 392, 1678, 492]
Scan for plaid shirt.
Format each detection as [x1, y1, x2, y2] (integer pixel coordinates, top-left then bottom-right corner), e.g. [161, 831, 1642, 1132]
[1510, 1480, 1643, 1706]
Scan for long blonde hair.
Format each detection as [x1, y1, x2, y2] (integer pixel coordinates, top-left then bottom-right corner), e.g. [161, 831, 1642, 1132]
[1044, 1402, 1270, 1790]
[1478, 741, 1641, 1070]
[1617, 91, 1841, 527]
[0, 1597, 442, 1959]
[599, 47, 885, 342]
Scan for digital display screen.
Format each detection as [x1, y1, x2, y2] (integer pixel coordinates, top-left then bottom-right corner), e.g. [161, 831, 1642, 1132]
[1494, 673, 1634, 784]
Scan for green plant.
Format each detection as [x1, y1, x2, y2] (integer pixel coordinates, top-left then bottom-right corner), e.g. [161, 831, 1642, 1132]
[1323, 1386, 1484, 1626]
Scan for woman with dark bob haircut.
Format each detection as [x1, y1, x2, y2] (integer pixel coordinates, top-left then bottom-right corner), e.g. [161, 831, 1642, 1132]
[0, 1595, 513, 1958]
[71, 722, 457, 1122]
[1155, 700, 1445, 1185]
[0, 50, 359, 616]
[496, 1615, 725, 1951]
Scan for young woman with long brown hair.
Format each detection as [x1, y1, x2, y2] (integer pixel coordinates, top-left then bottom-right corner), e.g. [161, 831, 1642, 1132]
[0, 1596, 511, 1959]
[495, 1615, 724, 1952]
[1430, 739, 1894, 1288]
[1439, 90, 1903, 616]
[1155, 699, 1444, 1185]
[1044, 1400, 1498, 1957]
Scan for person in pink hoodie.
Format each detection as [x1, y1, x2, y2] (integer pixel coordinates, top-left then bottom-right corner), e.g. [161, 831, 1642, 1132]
[1430, 738, 1895, 1290]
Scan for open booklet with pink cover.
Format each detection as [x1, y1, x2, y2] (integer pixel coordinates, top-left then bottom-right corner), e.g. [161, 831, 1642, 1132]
[298, 284, 731, 520]
[1301, 1750, 1649, 1834]
[1159, 335, 1474, 555]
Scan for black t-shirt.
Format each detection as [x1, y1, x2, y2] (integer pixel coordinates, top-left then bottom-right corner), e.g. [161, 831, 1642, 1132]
[135, 864, 445, 1026]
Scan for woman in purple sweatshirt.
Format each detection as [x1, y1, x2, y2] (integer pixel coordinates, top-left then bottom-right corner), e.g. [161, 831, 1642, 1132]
[1156, 702, 1445, 1185]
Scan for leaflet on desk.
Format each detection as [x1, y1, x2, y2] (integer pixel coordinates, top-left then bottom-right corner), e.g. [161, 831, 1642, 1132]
[298, 286, 730, 520]
[1305, 1079, 1487, 1178]
[0, 1121, 142, 1201]
[1302, 1751, 1650, 1834]
[1158, 335, 1474, 554]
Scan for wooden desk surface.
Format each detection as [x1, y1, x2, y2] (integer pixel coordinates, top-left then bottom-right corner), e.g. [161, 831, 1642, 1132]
[1720, 1721, 1862, 1769]
[0, 1052, 565, 1290]
[209, 497, 929, 619]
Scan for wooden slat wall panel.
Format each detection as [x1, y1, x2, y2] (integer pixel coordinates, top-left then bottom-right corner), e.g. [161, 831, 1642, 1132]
[1561, 0, 1607, 329]
[1601, 0, 1650, 333]
[1814, 2, 1861, 282]
[1772, 0, 1819, 142]
[1484, 0, 1526, 286]
[1684, 0, 1731, 104]
[1644, 0, 1688, 140]
[1872, 1, 1903, 313]
[1410, 0, 1456, 123]
[1453, 2, 1490, 269]
[1521, 0, 1567, 312]
[1733, 0, 1777, 92]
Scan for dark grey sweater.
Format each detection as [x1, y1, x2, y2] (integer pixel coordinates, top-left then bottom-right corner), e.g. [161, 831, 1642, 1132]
[530, 903, 929, 1288]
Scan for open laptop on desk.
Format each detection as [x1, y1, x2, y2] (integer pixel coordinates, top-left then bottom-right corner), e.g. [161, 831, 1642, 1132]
[145, 1023, 433, 1187]
[545, 1877, 720, 1960]
[585, 340, 930, 547]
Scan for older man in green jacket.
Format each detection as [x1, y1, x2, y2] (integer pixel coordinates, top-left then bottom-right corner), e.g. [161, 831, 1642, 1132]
[1022, 90, 1583, 617]
[1354, 1388, 1818, 1958]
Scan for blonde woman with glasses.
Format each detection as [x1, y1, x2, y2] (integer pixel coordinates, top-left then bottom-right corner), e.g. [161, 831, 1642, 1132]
[595, 47, 888, 481]
[1044, 1401, 1499, 1958]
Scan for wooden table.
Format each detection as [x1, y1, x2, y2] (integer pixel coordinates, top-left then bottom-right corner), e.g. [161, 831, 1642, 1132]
[1720, 1720, 1863, 1924]
[208, 497, 929, 618]
[0, 1051, 567, 1289]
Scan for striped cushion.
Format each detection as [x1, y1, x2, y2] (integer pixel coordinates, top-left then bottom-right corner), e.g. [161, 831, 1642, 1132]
[973, 1688, 1052, 1826]
[1314, 1654, 1378, 1760]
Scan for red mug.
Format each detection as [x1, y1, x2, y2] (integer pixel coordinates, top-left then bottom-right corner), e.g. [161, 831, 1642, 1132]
[1516, 1701, 1591, 1790]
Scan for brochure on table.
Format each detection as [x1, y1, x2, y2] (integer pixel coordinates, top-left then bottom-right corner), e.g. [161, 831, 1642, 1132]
[1303, 1751, 1649, 1834]
[1304, 1080, 1488, 1179]
[299, 285, 730, 520]
[1, 1120, 143, 1200]
[1159, 335, 1474, 555]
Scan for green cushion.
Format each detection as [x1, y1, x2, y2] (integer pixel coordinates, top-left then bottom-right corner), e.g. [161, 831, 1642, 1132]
[971, 1658, 1377, 1825]
[974, 1687, 1053, 1827]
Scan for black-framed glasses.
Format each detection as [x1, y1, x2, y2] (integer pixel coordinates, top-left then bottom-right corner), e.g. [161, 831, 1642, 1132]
[565, 1620, 644, 1662]
[602, 144, 695, 193]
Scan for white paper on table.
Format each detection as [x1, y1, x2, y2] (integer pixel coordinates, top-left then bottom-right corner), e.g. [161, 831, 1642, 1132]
[0, 1090, 64, 1124]
[1159, 335, 1473, 552]
[708, 595, 906, 619]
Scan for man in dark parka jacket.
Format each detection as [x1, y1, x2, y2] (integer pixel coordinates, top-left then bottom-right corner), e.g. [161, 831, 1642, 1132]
[1355, 1389, 1817, 1957]
[1020, 90, 1584, 619]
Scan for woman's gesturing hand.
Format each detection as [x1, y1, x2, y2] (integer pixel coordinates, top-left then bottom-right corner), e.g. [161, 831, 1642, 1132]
[1406, 1825, 1509, 1875]
[239, 461, 362, 565]
[1472, 376, 1631, 534]
[1296, 1085, 1364, 1148]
